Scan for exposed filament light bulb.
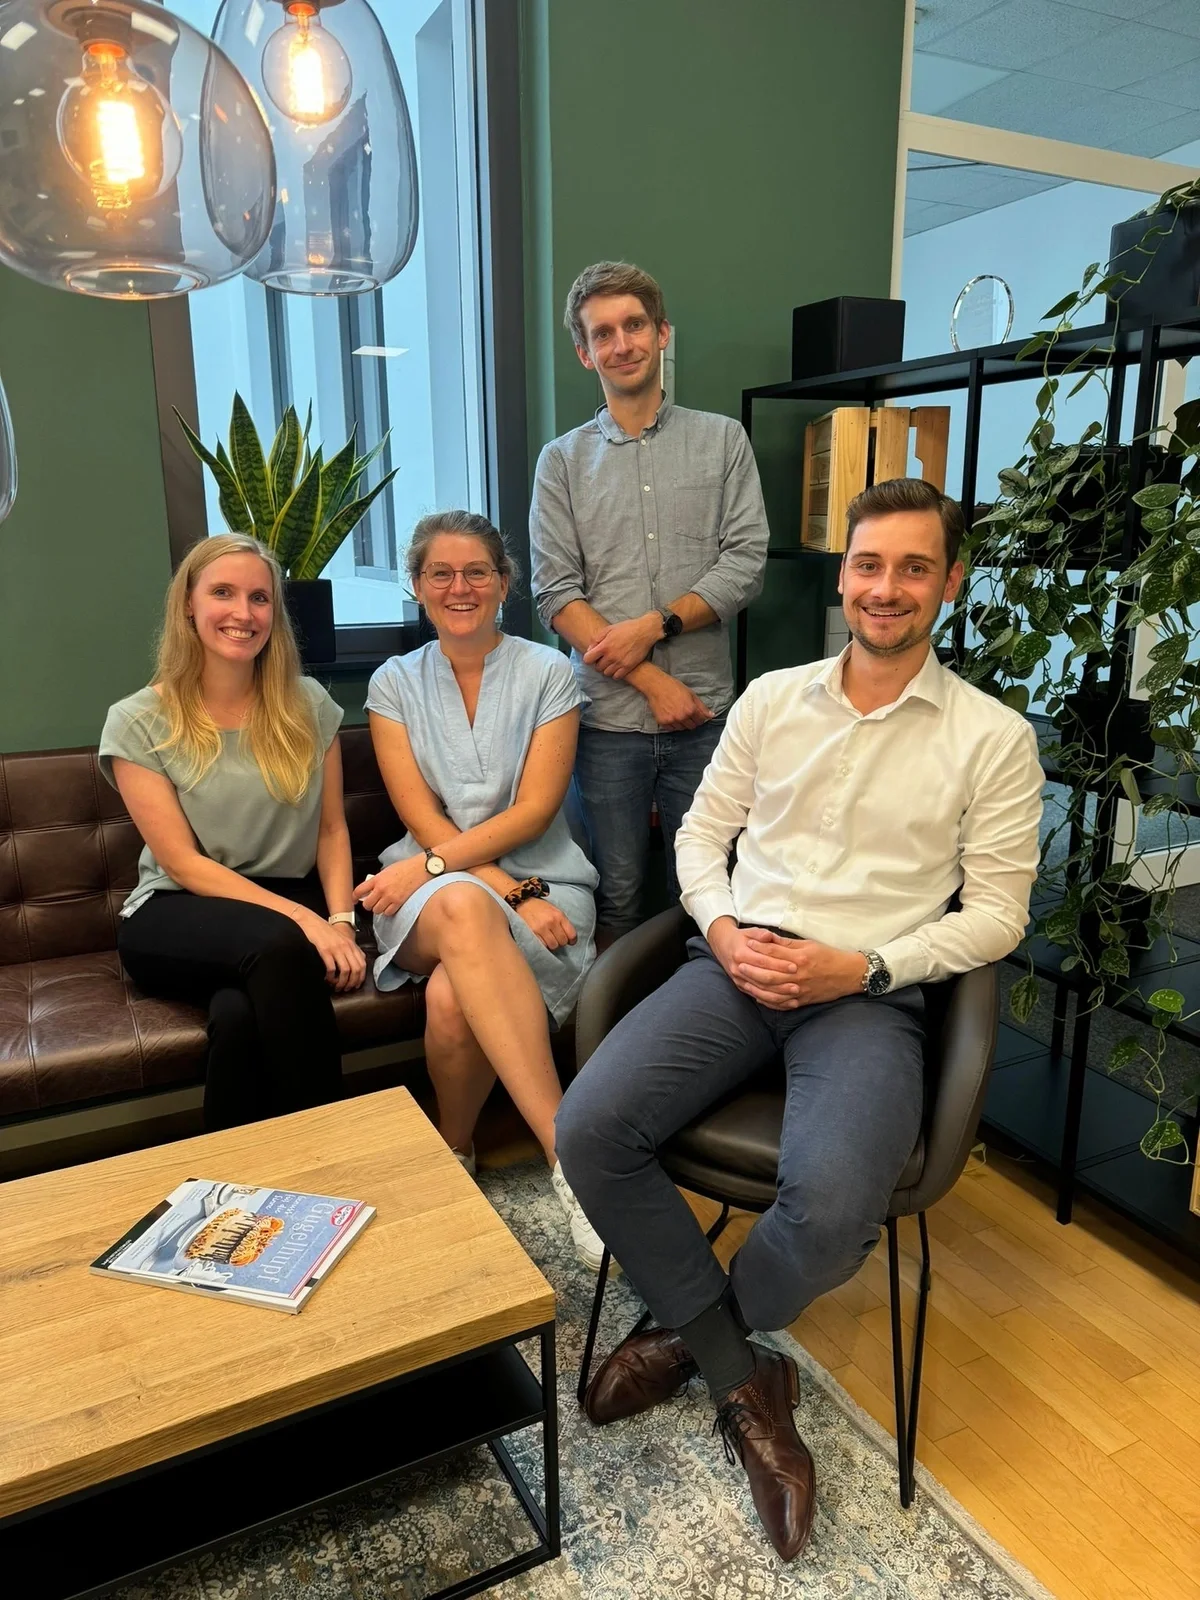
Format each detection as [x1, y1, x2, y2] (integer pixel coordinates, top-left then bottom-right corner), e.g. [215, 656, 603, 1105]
[56, 36, 182, 212]
[261, 2, 352, 127]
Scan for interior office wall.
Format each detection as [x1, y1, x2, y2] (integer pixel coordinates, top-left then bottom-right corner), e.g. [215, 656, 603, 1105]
[0, 274, 171, 752]
[521, 0, 905, 675]
[0, 0, 904, 758]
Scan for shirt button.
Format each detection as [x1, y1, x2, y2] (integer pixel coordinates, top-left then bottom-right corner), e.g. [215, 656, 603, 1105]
[643, 485, 651, 492]
[648, 532, 656, 540]
[807, 860, 817, 873]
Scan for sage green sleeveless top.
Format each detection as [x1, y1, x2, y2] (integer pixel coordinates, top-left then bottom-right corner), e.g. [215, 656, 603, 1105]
[99, 678, 343, 916]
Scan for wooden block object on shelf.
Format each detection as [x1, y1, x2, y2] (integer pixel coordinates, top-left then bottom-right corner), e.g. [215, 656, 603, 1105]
[800, 404, 951, 551]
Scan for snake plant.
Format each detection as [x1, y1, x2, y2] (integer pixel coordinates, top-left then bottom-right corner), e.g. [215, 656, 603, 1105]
[176, 393, 399, 581]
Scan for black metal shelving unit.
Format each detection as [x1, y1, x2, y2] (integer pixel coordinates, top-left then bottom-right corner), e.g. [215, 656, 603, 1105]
[738, 310, 1200, 1260]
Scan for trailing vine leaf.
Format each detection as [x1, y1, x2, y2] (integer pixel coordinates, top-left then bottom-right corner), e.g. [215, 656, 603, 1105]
[1147, 987, 1185, 1015]
[1140, 1118, 1185, 1158]
[1010, 631, 1051, 675]
[1132, 482, 1183, 510]
[1009, 973, 1039, 1023]
[1108, 1037, 1142, 1073]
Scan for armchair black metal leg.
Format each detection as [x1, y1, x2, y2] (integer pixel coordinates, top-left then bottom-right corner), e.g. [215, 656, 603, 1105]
[886, 1213, 932, 1509]
[577, 1203, 733, 1408]
[577, 1247, 612, 1405]
[706, 1204, 731, 1245]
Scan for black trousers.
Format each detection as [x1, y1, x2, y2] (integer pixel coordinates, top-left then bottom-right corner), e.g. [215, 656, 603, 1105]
[117, 877, 344, 1131]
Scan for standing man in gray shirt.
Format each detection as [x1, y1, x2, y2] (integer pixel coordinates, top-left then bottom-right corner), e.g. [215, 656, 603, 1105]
[530, 261, 769, 943]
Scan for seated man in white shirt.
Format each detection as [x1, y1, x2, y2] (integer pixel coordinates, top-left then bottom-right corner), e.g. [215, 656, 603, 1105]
[554, 477, 1045, 1562]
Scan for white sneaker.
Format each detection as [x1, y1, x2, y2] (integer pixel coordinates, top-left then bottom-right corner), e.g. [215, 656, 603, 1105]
[451, 1144, 477, 1177]
[550, 1162, 606, 1272]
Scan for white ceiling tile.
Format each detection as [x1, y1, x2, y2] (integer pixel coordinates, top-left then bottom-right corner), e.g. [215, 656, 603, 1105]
[914, 1, 1010, 48]
[1131, 59, 1200, 110]
[904, 198, 983, 234]
[1055, 0, 1171, 15]
[1134, 0, 1200, 40]
[1119, 109, 1200, 156]
[1034, 22, 1200, 90]
[921, 0, 1121, 70]
[938, 71, 1176, 143]
[911, 52, 1011, 112]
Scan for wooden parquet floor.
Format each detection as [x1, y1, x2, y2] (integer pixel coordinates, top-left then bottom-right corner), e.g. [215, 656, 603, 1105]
[697, 1151, 1200, 1600]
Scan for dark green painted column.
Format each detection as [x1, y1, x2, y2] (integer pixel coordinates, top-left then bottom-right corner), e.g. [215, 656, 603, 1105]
[0, 271, 170, 751]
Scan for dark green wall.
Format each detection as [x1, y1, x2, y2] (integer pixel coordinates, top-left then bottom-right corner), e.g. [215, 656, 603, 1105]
[0, 273, 170, 751]
[522, 0, 904, 673]
[0, 1, 902, 756]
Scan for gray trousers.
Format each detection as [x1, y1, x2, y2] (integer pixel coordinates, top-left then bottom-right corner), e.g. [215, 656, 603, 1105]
[555, 939, 926, 1333]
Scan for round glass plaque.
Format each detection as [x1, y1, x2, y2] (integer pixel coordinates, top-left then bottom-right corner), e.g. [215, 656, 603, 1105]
[950, 275, 1015, 352]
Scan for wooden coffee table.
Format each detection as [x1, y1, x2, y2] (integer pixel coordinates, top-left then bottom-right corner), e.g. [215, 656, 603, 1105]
[0, 1087, 558, 1599]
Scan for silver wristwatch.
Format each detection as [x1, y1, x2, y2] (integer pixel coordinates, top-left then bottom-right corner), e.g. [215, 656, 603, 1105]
[861, 949, 892, 997]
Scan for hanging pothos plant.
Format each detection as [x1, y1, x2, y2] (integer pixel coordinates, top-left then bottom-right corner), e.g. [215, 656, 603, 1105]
[940, 175, 1200, 1164]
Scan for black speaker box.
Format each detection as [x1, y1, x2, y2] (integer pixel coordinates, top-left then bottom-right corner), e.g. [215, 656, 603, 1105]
[791, 296, 906, 381]
[1107, 202, 1200, 324]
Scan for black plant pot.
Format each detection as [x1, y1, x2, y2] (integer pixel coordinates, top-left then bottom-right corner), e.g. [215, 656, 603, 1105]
[285, 578, 336, 668]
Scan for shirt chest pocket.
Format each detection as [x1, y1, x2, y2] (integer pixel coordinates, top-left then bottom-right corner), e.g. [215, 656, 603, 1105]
[671, 477, 723, 546]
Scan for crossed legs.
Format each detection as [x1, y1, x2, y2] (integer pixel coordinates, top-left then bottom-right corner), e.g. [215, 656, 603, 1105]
[399, 881, 563, 1162]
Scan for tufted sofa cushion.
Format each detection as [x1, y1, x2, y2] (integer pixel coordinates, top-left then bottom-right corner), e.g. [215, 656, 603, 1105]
[0, 726, 423, 1121]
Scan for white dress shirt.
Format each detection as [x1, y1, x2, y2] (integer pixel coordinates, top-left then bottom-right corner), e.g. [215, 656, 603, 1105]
[676, 647, 1045, 992]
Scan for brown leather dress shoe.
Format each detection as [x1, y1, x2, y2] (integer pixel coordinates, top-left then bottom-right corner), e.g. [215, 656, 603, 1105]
[583, 1327, 698, 1425]
[714, 1344, 816, 1561]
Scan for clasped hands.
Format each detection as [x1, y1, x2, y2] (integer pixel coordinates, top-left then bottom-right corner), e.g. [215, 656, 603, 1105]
[352, 856, 577, 951]
[707, 919, 868, 1010]
[582, 611, 663, 680]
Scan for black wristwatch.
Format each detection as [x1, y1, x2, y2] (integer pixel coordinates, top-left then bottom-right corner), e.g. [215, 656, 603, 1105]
[861, 949, 892, 997]
[658, 606, 683, 639]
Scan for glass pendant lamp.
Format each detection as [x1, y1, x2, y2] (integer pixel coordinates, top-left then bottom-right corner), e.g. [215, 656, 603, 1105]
[213, 0, 418, 295]
[0, 0, 276, 299]
[0, 373, 16, 524]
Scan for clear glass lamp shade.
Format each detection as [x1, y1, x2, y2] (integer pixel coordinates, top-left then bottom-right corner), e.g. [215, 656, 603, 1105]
[213, 0, 418, 295]
[0, 372, 16, 525]
[0, 0, 276, 299]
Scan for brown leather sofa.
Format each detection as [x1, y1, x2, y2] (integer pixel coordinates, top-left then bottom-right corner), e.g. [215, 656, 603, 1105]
[0, 727, 422, 1124]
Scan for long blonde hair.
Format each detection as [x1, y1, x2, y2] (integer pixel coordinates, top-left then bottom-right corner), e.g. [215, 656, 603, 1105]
[153, 534, 319, 805]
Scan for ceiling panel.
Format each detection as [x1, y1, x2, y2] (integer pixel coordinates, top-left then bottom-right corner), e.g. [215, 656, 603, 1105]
[914, 1, 1011, 49]
[1133, 59, 1200, 111]
[1033, 22, 1200, 91]
[921, 0, 1120, 70]
[1139, 1, 1200, 41]
[1120, 110, 1200, 158]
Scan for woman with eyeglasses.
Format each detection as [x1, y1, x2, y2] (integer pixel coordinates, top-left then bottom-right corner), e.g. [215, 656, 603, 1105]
[358, 510, 604, 1268]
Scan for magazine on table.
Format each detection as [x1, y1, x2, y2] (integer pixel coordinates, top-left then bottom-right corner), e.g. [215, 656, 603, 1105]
[91, 1178, 375, 1313]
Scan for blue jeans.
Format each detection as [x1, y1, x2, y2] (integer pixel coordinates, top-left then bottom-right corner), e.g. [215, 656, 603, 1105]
[555, 940, 925, 1332]
[573, 718, 726, 935]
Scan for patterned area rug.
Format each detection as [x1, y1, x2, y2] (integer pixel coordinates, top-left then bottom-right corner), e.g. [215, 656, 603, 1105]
[114, 1163, 1054, 1600]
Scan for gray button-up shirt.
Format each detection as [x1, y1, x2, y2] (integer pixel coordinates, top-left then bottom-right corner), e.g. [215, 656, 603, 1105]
[530, 399, 769, 734]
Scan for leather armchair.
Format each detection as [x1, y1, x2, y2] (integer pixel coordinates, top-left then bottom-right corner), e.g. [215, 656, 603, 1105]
[574, 903, 1000, 1507]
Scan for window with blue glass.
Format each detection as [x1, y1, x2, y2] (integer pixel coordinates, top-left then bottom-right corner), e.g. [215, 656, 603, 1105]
[185, 0, 486, 626]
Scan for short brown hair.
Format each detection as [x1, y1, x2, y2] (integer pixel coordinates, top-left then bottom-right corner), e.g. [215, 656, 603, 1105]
[845, 477, 965, 568]
[564, 261, 667, 348]
[406, 509, 520, 588]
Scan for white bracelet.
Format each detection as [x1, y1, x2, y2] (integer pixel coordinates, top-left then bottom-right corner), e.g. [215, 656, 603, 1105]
[328, 911, 356, 927]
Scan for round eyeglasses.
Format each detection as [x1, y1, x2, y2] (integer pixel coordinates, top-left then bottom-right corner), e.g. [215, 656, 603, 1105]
[421, 564, 500, 589]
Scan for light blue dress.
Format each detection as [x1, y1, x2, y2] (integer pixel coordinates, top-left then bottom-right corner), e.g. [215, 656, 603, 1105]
[366, 634, 600, 1025]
